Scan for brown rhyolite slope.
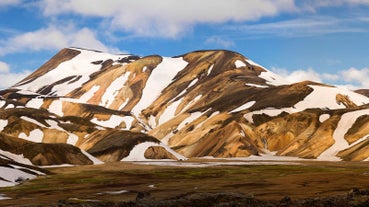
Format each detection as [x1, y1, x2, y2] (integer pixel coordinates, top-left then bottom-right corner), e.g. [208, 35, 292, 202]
[0, 132, 91, 165]
[2, 48, 369, 162]
[355, 89, 369, 98]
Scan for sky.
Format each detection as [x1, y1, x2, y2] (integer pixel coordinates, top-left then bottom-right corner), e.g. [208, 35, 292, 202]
[1, 0, 369, 89]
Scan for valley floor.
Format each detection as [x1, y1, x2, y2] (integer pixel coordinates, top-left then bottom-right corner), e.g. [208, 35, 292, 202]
[1, 159, 369, 206]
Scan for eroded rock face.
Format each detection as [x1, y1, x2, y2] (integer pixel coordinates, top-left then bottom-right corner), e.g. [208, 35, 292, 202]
[81, 130, 160, 162]
[0, 47, 369, 166]
[144, 146, 178, 160]
[0, 133, 92, 166]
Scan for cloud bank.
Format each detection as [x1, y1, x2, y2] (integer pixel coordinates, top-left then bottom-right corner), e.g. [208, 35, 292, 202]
[0, 61, 31, 89]
[0, 25, 120, 56]
[273, 66, 369, 89]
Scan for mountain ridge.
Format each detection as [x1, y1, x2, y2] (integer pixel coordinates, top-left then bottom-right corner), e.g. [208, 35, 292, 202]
[1, 47, 369, 186]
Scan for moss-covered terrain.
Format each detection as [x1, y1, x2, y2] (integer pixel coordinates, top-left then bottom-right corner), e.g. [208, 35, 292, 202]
[1, 160, 369, 206]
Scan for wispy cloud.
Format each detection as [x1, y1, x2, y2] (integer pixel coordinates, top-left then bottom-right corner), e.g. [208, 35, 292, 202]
[0, 0, 22, 7]
[298, 0, 369, 12]
[227, 15, 369, 38]
[36, 0, 297, 38]
[205, 36, 234, 48]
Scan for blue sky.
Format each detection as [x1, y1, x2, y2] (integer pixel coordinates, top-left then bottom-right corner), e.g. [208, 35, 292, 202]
[1, 0, 369, 89]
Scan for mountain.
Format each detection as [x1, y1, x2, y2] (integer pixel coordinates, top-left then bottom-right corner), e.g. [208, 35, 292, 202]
[355, 89, 369, 98]
[1, 47, 369, 185]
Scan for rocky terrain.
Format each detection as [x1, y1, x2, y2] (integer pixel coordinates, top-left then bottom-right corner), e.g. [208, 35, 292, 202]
[1, 47, 369, 186]
[55, 189, 369, 207]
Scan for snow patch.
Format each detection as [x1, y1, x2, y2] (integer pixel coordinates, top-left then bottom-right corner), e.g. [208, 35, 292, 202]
[0, 119, 8, 131]
[79, 85, 100, 103]
[319, 114, 330, 123]
[121, 142, 186, 161]
[0, 150, 33, 165]
[91, 115, 134, 129]
[245, 59, 264, 68]
[161, 131, 174, 145]
[97, 190, 129, 195]
[0, 166, 37, 187]
[0, 180, 15, 188]
[294, 85, 369, 110]
[45, 119, 63, 131]
[9, 164, 45, 175]
[181, 95, 202, 113]
[118, 98, 130, 110]
[318, 109, 369, 161]
[15, 89, 40, 96]
[230, 101, 256, 113]
[188, 78, 198, 88]
[0, 100, 5, 108]
[132, 57, 188, 114]
[67, 133, 78, 145]
[158, 98, 183, 126]
[101, 72, 130, 108]
[5, 104, 14, 109]
[259, 71, 288, 86]
[21, 116, 46, 127]
[207, 64, 214, 75]
[18, 129, 44, 143]
[245, 83, 269, 88]
[81, 150, 103, 165]
[48, 100, 63, 116]
[16, 49, 128, 96]
[244, 85, 369, 124]
[0, 194, 10, 200]
[235, 60, 246, 68]
[25, 98, 44, 109]
[177, 111, 203, 130]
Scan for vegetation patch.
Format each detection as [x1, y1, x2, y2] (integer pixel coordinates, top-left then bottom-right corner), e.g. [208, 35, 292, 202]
[1, 161, 369, 206]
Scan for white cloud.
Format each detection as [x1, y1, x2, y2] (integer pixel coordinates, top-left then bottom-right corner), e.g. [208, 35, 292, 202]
[0, 25, 120, 56]
[272, 67, 322, 83]
[341, 67, 369, 87]
[0, 0, 22, 7]
[0, 61, 10, 73]
[272, 66, 369, 89]
[38, 0, 297, 38]
[0, 70, 32, 89]
[205, 36, 234, 48]
[0, 61, 31, 89]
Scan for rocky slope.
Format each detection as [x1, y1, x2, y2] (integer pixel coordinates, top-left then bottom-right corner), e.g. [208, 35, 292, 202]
[1, 47, 369, 181]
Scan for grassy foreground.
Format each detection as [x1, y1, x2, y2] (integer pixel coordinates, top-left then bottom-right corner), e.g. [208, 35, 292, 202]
[1, 160, 369, 206]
